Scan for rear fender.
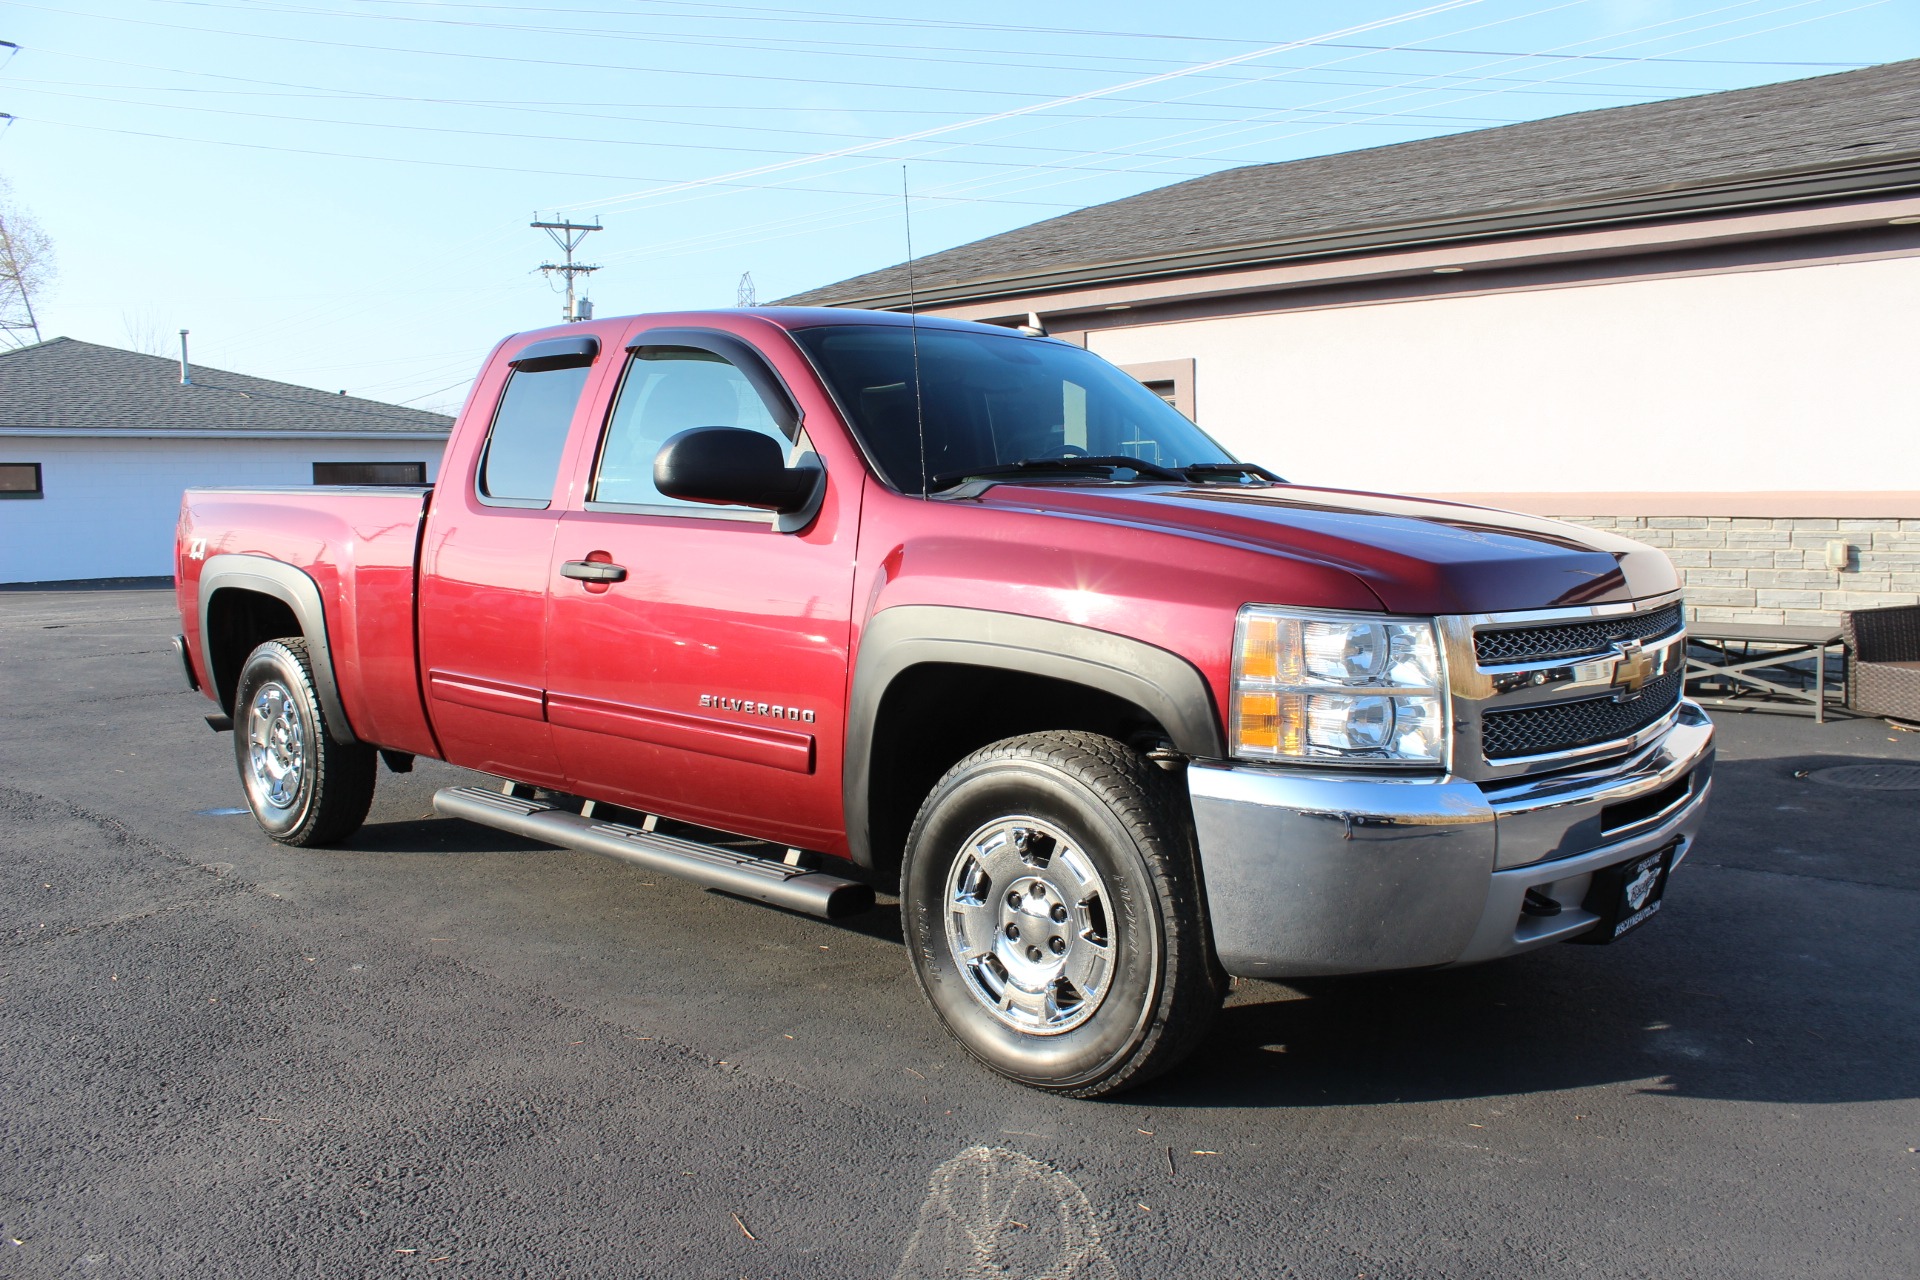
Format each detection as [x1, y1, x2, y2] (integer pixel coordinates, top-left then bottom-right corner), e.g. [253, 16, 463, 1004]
[198, 554, 358, 745]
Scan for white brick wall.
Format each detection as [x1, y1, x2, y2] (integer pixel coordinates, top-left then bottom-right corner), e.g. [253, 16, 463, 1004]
[0, 434, 445, 583]
[1554, 515, 1920, 626]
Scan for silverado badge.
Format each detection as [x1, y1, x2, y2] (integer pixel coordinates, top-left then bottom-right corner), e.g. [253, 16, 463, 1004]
[700, 694, 817, 723]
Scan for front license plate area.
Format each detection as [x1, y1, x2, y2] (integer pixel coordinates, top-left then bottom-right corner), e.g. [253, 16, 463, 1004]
[1569, 840, 1677, 945]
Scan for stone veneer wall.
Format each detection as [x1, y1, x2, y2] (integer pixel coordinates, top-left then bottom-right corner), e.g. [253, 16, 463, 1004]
[1550, 516, 1920, 627]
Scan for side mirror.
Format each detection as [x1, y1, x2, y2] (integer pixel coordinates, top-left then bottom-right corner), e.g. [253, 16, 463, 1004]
[653, 427, 821, 514]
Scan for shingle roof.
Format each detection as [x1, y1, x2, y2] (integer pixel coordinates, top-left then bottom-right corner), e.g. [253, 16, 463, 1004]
[782, 59, 1920, 308]
[0, 338, 454, 434]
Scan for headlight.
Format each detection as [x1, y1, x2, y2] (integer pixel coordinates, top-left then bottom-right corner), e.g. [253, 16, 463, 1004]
[1230, 607, 1447, 765]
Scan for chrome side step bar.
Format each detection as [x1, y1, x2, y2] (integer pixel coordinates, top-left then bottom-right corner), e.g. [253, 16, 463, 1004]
[432, 785, 875, 920]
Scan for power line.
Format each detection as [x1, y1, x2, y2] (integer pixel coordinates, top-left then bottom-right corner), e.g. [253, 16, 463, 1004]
[395, 377, 475, 406]
[4, 70, 1538, 130]
[16, 116, 1088, 208]
[136, 0, 1765, 96]
[532, 0, 1644, 252]
[902, 0, 1876, 217]
[320, 0, 1877, 63]
[19, 43, 1692, 120]
[633, 0, 1871, 271]
[564, 0, 1589, 219]
[0, 85, 1246, 176]
[45, 1, 1647, 113]
[565, 2, 1490, 213]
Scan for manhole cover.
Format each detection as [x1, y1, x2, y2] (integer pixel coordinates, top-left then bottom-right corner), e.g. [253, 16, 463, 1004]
[1805, 764, 1920, 791]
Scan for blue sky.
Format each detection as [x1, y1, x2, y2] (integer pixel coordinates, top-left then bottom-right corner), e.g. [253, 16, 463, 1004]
[1, 0, 1914, 414]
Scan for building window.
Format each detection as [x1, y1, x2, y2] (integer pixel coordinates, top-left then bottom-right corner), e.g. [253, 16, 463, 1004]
[1119, 359, 1196, 420]
[313, 461, 427, 486]
[0, 462, 42, 498]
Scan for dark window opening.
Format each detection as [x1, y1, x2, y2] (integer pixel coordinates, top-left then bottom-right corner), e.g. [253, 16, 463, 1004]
[312, 461, 427, 486]
[0, 462, 42, 498]
[479, 363, 593, 506]
[1140, 380, 1177, 408]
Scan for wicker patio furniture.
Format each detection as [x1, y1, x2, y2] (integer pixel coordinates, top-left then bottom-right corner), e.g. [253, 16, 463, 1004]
[1842, 603, 1920, 723]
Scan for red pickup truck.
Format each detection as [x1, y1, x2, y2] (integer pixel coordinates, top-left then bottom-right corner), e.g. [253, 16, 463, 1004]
[174, 307, 1713, 1096]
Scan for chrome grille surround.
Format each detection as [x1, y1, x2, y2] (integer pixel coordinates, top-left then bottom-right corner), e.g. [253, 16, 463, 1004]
[1481, 670, 1684, 759]
[1438, 590, 1688, 783]
[1472, 602, 1684, 665]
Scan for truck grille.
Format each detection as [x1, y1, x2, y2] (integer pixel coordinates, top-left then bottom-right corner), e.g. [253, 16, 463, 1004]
[1480, 671, 1683, 760]
[1474, 603, 1683, 665]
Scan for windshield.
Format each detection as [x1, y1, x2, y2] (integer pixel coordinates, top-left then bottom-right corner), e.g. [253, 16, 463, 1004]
[792, 324, 1235, 494]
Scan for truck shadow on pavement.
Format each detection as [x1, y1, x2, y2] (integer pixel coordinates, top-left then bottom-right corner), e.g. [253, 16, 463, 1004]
[350, 816, 554, 858]
[340, 752, 1915, 1111]
[1140, 750, 1919, 1110]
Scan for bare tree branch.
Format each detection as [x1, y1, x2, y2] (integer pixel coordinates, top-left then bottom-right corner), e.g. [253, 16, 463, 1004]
[121, 306, 169, 357]
[0, 182, 55, 348]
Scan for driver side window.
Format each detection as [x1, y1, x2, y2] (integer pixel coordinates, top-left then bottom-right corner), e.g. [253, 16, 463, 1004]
[592, 346, 790, 509]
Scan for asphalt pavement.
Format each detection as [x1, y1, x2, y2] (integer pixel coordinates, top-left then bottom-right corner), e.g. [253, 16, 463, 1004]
[1, 587, 1916, 1279]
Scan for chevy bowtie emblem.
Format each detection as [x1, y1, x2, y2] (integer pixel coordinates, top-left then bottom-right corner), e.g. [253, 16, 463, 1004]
[1610, 640, 1655, 698]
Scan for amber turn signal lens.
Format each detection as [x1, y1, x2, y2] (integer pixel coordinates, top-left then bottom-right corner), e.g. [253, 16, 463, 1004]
[1236, 613, 1304, 685]
[1234, 690, 1306, 758]
[1238, 614, 1281, 683]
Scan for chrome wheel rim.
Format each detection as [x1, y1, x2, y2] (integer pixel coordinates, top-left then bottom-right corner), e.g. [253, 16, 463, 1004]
[245, 680, 306, 811]
[943, 817, 1114, 1036]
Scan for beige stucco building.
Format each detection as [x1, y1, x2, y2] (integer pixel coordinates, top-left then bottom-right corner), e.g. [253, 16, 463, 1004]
[786, 61, 1920, 626]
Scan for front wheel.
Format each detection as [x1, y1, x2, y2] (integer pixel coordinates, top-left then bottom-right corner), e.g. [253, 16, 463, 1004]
[900, 731, 1224, 1097]
[232, 638, 376, 847]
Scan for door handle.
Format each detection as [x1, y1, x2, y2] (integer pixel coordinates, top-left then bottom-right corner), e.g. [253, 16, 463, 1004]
[562, 559, 628, 583]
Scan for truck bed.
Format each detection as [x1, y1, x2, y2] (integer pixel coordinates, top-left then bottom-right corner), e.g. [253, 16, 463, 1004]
[176, 486, 439, 758]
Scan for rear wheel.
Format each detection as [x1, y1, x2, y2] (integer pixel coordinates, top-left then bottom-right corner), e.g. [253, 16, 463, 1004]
[900, 731, 1223, 1097]
[232, 638, 376, 847]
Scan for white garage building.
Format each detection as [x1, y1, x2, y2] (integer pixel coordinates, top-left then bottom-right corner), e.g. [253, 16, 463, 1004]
[0, 339, 451, 584]
[786, 60, 1920, 627]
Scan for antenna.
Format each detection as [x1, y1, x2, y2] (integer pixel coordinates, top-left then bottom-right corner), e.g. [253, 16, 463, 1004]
[901, 167, 928, 501]
[531, 213, 603, 323]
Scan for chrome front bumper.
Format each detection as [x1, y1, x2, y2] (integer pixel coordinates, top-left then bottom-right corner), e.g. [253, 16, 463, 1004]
[1187, 702, 1715, 979]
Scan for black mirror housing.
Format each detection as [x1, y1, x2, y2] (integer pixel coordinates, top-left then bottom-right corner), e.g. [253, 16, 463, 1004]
[653, 427, 820, 514]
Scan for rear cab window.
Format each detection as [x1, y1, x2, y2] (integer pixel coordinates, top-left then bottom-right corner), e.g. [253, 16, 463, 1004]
[477, 337, 600, 508]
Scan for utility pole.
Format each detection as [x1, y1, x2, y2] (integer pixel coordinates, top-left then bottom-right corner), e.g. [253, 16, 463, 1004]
[531, 214, 603, 323]
[736, 271, 757, 308]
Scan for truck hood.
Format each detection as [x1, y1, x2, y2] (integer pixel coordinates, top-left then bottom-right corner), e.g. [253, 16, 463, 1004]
[972, 482, 1678, 616]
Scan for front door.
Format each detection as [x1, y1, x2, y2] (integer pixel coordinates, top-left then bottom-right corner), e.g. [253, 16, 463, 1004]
[544, 333, 857, 851]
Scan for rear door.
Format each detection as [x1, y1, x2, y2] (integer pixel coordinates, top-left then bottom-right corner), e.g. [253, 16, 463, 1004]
[543, 325, 857, 851]
[419, 334, 605, 785]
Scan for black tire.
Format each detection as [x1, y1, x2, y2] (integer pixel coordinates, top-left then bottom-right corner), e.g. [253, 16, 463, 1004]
[231, 638, 376, 847]
[900, 731, 1225, 1098]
